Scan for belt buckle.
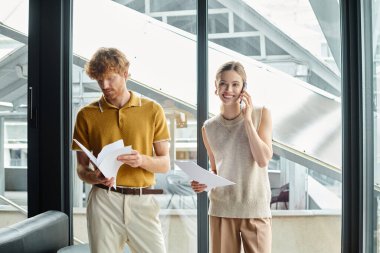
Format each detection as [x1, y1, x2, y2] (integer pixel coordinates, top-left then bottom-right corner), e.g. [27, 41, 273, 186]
[139, 187, 142, 196]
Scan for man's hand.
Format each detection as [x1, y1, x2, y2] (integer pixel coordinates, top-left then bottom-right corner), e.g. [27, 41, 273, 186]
[93, 168, 114, 187]
[76, 151, 114, 186]
[79, 167, 114, 187]
[116, 141, 170, 173]
[117, 150, 144, 168]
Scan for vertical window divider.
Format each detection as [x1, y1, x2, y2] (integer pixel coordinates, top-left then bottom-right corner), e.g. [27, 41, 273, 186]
[197, 0, 209, 252]
[341, 0, 364, 252]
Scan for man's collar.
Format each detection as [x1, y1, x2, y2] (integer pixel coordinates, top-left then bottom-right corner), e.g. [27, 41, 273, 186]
[124, 91, 141, 108]
[99, 91, 141, 111]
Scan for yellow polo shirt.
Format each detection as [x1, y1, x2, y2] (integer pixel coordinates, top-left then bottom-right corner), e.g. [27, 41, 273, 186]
[71, 91, 170, 187]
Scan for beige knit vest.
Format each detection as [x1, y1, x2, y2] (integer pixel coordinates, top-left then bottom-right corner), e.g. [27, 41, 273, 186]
[204, 106, 272, 218]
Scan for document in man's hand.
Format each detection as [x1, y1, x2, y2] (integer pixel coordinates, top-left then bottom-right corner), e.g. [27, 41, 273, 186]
[175, 161, 235, 191]
[73, 139, 132, 188]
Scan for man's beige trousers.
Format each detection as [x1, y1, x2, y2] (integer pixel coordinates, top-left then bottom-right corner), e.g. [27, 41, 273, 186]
[87, 186, 166, 253]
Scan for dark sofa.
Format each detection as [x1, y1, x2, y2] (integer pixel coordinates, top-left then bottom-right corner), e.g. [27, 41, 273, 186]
[0, 210, 69, 253]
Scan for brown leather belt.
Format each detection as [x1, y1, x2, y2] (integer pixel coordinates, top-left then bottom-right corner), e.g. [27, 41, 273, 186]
[95, 184, 163, 195]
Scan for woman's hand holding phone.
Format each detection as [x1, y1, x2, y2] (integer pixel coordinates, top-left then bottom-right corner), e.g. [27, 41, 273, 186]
[240, 87, 253, 122]
[240, 83, 248, 110]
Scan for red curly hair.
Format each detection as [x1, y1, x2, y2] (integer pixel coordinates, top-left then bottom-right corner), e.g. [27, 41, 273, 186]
[85, 47, 130, 80]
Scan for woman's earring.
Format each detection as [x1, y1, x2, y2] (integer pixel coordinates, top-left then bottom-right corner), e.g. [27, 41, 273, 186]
[215, 89, 218, 95]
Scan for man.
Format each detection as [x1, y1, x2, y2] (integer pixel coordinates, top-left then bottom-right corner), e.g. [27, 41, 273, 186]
[72, 47, 170, 253]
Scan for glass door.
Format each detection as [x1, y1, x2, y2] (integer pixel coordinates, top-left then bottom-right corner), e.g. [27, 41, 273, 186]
[71, 1, 197, 251]
[207, 1, 342, 252]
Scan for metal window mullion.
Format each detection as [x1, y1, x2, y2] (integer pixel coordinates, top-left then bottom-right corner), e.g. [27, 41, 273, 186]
[197, 0, 209, 253]
[62, 0, 73, 245]
[341, 0, 364, 252]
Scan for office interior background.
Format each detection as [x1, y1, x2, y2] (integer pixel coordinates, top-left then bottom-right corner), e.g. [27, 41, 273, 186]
[0, 0, 378, 252]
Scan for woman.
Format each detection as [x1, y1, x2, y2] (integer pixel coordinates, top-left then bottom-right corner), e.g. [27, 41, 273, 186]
[191, 61, 273, 253]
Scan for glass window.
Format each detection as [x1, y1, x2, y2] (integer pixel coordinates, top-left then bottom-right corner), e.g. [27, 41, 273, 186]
[209, 0, 342, 252]
[112, 0, 344, 251]
[5, 122, 27, 167]
[265, 37, 288, 56]
[122, 0, 145, 13]
[211, 36, 261, 56]
[72, 0, 197, 251]
[208, 0, 226, 9]
[208, 13, 229, 34]
[150, 0, 196, 12]
[167, 15, 196, 34]
[0, 0, 29, 227]
[233, 13, 257, 32]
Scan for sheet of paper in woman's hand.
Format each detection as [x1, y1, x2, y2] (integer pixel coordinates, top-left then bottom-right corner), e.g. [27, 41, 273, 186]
[73, 139, 132, 188]
[175, 161, 235, 191]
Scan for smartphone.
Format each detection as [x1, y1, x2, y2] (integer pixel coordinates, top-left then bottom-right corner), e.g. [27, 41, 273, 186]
[240, 82, 247, 109]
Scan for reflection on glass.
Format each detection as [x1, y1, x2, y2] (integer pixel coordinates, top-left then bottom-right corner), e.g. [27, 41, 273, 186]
[0, 1, 29, 227]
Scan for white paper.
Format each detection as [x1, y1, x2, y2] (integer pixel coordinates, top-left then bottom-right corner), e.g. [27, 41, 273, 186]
[97, 139, 125, 165]
[73, 139, 132, 188]
[73, 139, 98, 166]
[175, 161, 235, 191]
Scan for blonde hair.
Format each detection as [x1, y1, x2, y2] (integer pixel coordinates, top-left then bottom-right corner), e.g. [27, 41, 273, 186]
[215, 61, 247, 85]
[85, 47, 130, 80]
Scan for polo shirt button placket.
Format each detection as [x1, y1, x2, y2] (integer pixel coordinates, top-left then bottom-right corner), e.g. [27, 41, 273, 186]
[118, 110, 122, 127]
